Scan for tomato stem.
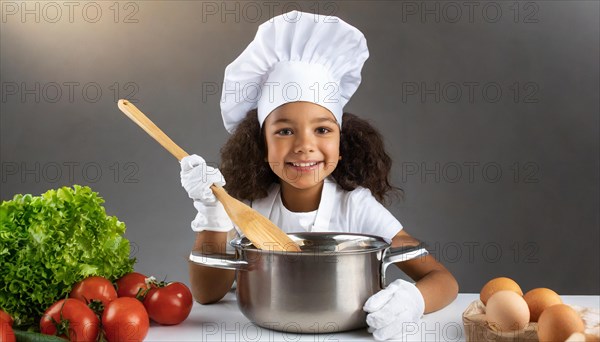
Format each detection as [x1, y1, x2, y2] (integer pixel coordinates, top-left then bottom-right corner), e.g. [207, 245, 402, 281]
[87, 300, 105, 319]
[54, 300, 72, 339]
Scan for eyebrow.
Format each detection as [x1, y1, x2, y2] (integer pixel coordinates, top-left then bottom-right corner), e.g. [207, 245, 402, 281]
[271, 117, 338, 125]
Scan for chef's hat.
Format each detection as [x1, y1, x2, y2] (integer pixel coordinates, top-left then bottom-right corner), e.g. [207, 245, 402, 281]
[220, 10, 369, 133]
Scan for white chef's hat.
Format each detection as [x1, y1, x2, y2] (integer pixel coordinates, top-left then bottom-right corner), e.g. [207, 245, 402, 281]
[220, 10, 369, 133]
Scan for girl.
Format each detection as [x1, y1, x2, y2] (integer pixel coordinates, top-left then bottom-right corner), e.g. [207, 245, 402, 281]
[181, 11, 458, 341]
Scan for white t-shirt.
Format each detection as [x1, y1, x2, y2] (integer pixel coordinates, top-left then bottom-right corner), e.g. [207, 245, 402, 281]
[250, 178, 403, 243]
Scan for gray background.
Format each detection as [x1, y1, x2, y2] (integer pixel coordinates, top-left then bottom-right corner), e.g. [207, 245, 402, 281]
[1, 1, 598, 295]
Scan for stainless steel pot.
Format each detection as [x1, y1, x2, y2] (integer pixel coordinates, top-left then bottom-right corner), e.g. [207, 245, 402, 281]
[189, 232, 428, 333]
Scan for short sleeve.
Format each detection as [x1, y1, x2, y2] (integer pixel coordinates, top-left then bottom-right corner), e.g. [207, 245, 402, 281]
[346, 187, 403, 242]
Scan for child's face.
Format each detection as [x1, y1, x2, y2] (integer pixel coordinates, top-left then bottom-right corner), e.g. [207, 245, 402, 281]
[263, 101, 341, 191]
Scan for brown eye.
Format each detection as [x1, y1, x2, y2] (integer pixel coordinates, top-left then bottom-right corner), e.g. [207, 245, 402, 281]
[276, 128, 293, 136]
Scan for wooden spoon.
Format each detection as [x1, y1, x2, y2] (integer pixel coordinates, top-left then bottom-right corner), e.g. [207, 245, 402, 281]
[117, 99, 301, 252]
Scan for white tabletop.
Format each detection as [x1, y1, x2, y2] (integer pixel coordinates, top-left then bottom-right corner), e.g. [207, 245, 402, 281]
[145, 291, 599, 341]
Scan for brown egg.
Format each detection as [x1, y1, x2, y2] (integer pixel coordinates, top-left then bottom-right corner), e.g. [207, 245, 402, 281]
[585, 333, 600, 342]
[538, 304, 585, 342]
[523, 287, 563, 322]
[486, 290, 530, 331]
[480, 277, 523, 305]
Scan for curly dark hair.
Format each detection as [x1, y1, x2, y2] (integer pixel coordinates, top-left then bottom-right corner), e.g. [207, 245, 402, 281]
[220, 110, 402, 204]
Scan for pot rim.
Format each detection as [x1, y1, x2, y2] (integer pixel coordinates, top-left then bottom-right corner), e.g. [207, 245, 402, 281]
[229, 232, 390, 255]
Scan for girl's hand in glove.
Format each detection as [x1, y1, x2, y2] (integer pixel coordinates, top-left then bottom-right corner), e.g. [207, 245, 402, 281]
[181, 154, 225, 202]
[363, 279, 425, 341]
[180, 154, 233, 232]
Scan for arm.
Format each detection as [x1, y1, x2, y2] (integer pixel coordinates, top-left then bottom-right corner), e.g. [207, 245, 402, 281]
[391, 230, 459, 313]
[188, 231, 236, 304]
[181, 154, 236, 304]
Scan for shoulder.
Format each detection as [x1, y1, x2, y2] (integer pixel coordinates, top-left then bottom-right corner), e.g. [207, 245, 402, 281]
[332, 182, 379, 208]
[247, 183, 279, 207]
[330, 179, 402, 241]
[330, 181, 389, 221]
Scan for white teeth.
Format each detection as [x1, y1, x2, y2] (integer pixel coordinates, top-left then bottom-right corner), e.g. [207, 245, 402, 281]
[291, 162, 318, 167]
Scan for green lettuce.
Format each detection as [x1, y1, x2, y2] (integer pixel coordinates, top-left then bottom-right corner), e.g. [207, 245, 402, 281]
[0, 185, 135, 328]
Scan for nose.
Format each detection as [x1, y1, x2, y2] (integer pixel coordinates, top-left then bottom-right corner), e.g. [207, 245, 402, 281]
[294, 130, 315, 153]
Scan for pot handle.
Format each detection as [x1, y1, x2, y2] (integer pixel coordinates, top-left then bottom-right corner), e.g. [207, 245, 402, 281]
[380, 244, 429, 288]
[189, 251, 249, 271]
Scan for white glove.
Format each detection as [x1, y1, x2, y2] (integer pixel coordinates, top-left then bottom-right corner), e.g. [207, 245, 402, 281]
[363, 279, 425, 341]
[180, 154, 233, 232]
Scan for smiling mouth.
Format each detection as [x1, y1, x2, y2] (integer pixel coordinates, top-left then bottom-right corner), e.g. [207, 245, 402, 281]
[286, 161, 322, 171]
[288, 162, 319, 167]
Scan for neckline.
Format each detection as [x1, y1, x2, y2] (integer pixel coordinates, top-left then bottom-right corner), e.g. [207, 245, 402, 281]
[277, 191, 318, 215]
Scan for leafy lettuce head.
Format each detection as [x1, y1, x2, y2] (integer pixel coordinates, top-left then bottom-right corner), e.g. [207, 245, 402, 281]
[0, 185, 135, 328]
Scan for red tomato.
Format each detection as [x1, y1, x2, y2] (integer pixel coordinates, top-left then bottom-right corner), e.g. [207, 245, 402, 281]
[115, 272, 150, 298]
[1, 324, 15, 342]
[0, 309, 14, 342]
[70, 276, 117, 307]
[102, 297, 149, 342]
[143, 282, 193, 325]
[1, 320, 15, 342]
[0, 309, 13, 327]
[40, 299, 100, 342]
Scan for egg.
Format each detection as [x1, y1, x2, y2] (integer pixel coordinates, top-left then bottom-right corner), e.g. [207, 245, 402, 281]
[480, 277, 523, 305]
[585, 333, 600, 342]
[538, 304, 585, 342]
[485, 290, 530, 331]
[523, 287, 563, 322]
